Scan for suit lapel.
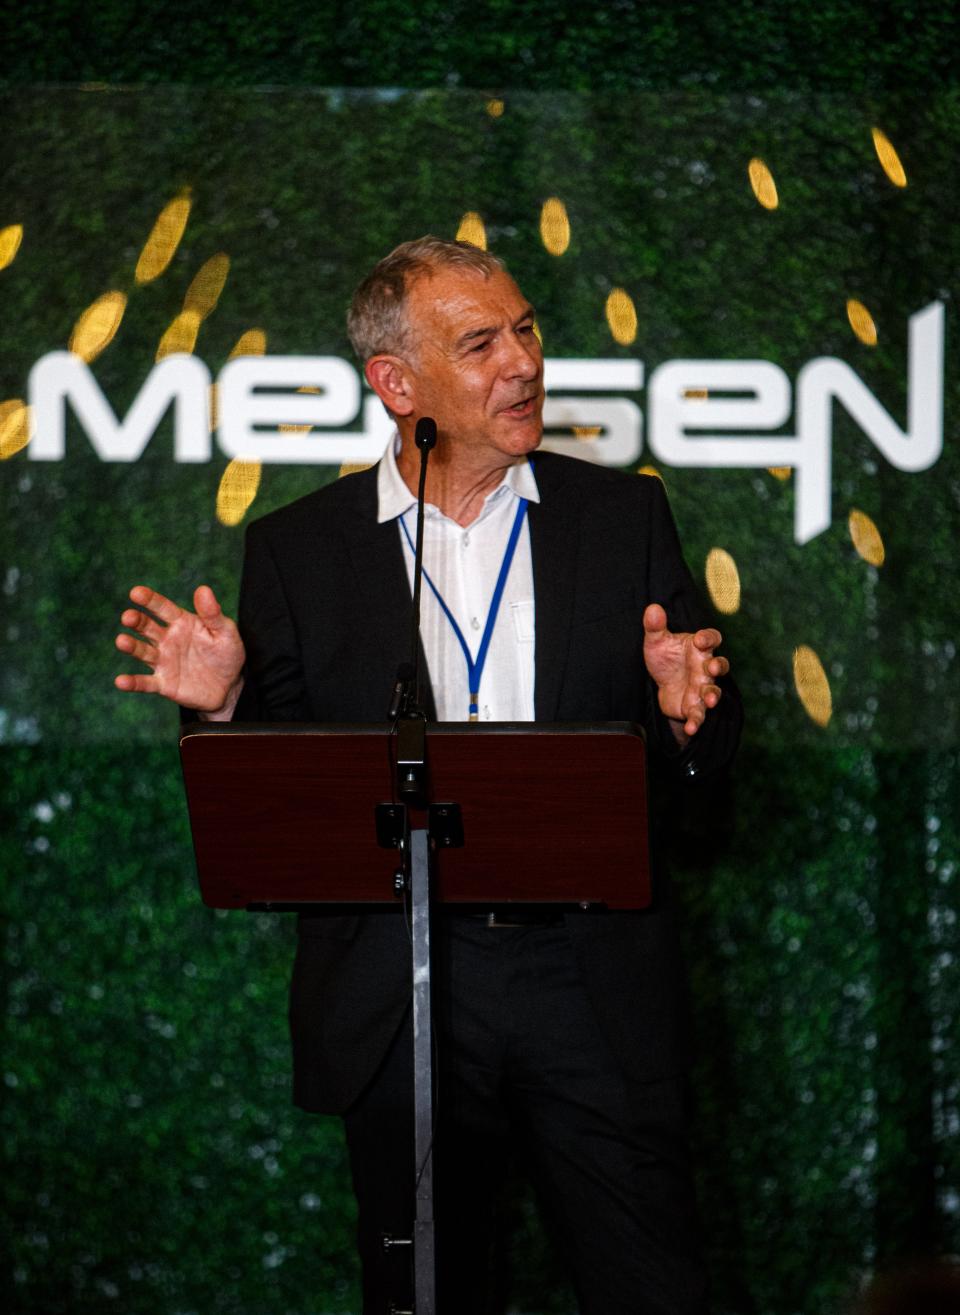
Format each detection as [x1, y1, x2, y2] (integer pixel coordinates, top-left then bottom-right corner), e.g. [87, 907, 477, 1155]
[342, 472, 438, 721]
[529, 455, 580, 721]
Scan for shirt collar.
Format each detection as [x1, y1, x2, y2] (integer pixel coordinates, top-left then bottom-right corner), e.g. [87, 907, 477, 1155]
[376, 431, 540, 525]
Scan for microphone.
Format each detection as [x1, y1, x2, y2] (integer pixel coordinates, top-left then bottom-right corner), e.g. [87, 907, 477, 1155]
[415, 415, 437, 452]
[387, 416, 438, 803]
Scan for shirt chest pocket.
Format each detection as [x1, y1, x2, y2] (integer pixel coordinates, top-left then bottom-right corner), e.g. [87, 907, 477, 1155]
[510, 598, 535, 643]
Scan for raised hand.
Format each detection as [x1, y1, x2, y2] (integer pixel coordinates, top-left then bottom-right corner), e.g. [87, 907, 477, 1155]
[642, 603, 729, 741]
[115, 584, 245, 719]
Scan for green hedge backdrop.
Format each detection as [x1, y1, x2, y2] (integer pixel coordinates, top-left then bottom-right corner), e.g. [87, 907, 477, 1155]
[2, 9, 958, 1314]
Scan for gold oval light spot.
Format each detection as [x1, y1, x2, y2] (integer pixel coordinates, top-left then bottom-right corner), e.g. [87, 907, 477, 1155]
[705, 548, 741, 615]
[279, 385, 322, 435]
[793, 645, 832, 728]
[871, 126, 907, 188]
[338, 461, 375, 478]
[0, 224, 24, 271]
[572, 426, 602, 440]
[208, 383, 218, 432]
[229, 328, 267, 359]
[605, 288, 637, 346]
[0, 399, 30, 459]
[539, 197, 570, 256]
[532, 320, 543, 346]
[684, 388, 708, 401]
[135, 190, 192, 284]
[748, 158, 779, 210]
[216, 458, 262, 526]
[456, 212, 487, 249]
[768, 466, 791, 480]
[183, 252, 230, 319]
[69, 290, 127, 362]
[848, 508, 885, 566]
[156, 309, 201, 362]
[846, 298, 878, 346]
[637, 464, 663, 480]
[486, 99, 504, 118]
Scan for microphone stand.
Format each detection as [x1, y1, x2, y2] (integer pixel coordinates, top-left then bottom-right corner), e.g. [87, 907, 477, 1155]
[391, 415, 436, 804]
[380, 415, 440, 1315]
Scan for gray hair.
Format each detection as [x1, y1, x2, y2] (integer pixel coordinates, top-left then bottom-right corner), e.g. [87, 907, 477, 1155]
[347, 235, 506, 363]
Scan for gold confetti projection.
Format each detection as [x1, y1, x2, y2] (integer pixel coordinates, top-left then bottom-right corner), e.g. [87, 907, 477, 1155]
[539, 197, 570, 256]
[183, 253, 230, 319]
[572, 426, 602, 440]
[793, 645, 832, 727]
[748, 158, 779, 210]
[486, 99, 504, 118]
[216, 458, 261, 526]
[768, 467, 791, 481]
[456, 212, 488, 249]
[637, 464, 663, 480]
[705, 548, 741, 615]
[135, 191, 192, 284]
[279, 385, 322, 434]
[229, 328, 267, 359]
[848, 509, 885, 566]
[605, 288, 637, 346]
[0, 399, 31, 459]
[156, 309, 201, 361]
[871, 127, 907, 188]
[0, 224, 23, 271]
[532, 321, 543, 346]
[338, 461, 375, 478]
[846, 298, 878, 346]
[69, 290, 128, 362]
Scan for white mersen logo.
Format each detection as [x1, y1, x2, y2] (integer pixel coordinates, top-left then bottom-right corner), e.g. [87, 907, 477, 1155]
[26, 302, 943, 545]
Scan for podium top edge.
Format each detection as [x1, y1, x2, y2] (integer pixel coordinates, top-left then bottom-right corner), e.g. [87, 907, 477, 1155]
[179, 720, 646, 744]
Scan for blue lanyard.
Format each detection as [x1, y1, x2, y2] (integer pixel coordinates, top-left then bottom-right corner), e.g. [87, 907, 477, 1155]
[400, 497, 529, 720]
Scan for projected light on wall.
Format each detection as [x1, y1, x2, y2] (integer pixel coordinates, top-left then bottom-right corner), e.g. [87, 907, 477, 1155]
[793, 645, 833, 727]
[846, 299, 878, 347]
[135, 190, 192, 283]
[605, 288, 638, 346]
[68, 290, 128, 363]
[456, 211, 487, 248]
[872, 126, 907, 188]
[705, 548, 742, 615]
[748, 157, 779, 210]
[848, 509, 885, 567]
[539, 197, 570, 255]
[156, 310, 201, 362]
[216, 457, 261, 526]
[0, 223, 23, 270]
[183, 253, 231, 320]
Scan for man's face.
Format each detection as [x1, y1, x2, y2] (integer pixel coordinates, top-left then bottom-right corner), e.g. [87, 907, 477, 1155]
[401, 265, 544, 463]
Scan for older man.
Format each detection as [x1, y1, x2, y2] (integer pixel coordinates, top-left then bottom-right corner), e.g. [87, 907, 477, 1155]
[116, 237, 741, 1314]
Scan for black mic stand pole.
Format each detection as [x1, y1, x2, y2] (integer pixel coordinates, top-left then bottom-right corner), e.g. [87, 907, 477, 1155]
[381, 416, 440, 1315]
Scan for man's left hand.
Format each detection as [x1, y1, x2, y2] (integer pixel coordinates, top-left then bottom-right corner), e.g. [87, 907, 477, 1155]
[643, 603, 730, 742]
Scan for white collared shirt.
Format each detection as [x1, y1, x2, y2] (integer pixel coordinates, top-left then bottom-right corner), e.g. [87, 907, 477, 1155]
[377, 437, 540, 722]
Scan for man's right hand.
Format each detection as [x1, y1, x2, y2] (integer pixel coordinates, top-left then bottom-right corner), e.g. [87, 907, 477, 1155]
[114, 584, 246, 720]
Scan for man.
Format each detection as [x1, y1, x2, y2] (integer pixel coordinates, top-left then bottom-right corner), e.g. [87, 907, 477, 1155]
[115, 237, 741, 1314]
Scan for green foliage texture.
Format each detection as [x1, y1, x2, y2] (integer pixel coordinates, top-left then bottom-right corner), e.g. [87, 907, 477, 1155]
[1, 42, 958, 1315]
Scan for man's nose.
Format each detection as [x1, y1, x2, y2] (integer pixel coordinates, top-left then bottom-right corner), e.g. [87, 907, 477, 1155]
[505, 334, 541, 380]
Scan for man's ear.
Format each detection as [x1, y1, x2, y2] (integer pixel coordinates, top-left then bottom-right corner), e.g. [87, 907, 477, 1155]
[365, 356, 415, 417]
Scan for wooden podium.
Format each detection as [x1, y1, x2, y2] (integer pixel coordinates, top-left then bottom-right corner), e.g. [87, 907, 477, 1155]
[180, 720, 650, 1314]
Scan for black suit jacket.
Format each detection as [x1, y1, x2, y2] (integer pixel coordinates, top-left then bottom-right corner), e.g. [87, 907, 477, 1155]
[234, 452, 742, 1113]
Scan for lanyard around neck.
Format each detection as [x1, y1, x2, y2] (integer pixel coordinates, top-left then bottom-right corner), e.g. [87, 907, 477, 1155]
[399, 497, 529, 721]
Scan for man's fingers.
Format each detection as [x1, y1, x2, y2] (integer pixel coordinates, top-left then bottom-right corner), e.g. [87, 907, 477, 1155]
[193, 584, 227, 628]
[121, 607, 165, 643]
[129, 585, 182, 625]
[707, 655, 730, 679]
[643, 603, 668, 634]
[115, 633, 158, 666]
[693, 627, 722, 651]
[114, 672, 160, 694]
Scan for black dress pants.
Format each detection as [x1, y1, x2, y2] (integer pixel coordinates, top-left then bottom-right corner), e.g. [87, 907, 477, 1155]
[342, 918, 707, 1315]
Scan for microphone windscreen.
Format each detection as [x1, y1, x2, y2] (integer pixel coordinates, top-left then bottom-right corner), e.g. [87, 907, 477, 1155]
[415, 416, 438, 451]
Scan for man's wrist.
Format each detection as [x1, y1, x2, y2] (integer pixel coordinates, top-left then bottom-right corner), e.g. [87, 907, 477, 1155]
[197, 678, 244, 723]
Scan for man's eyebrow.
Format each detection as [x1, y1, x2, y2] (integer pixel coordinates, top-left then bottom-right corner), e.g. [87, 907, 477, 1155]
[454, 306, 536, 349]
